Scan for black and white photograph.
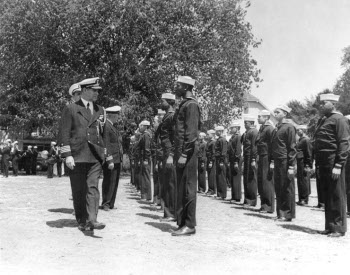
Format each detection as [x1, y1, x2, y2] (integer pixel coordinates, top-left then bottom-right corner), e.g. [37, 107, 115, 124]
[1, 0, 350, 274]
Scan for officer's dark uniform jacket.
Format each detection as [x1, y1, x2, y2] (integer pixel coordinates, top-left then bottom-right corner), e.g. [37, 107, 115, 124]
[256, 122, 274, 157]
[270, 122, 296, 167]
[174, 97, 201, 159]
[103, 119, 123, 164]
[314, 112, 349, 168]
[296, 135, 312, 167]
[228, 133, 242, 164]
[60, 99, 106, 163]
[160, 111, 175, 156]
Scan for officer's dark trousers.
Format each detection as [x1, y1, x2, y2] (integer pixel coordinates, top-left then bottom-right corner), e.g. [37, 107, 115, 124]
[102, 162, 121, 209]
[296, 158, 310, 203]
[315, 165, 325, 207]
[319, 164, 347, 233]
[216, 160, 227, 199]
[69, 162, 102, 225]
[198, 159, 206, 192]
[162, 156, 176, 218]
[158, 162, 163, 203]
[274, 158, 295, 219]
[243, 155, 257, 206]
[47, 164, 54, 178]
[176, 151, 198, 228]
[12, 158, 19, 176]
[229, 160, 242, 201]
[141, 161, 152, 200]
[207, 160, 216, 194]
[258, 155, 275, 213]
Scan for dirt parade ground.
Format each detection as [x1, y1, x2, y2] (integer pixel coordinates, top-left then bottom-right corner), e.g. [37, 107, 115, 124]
[1, 173, 349, 275]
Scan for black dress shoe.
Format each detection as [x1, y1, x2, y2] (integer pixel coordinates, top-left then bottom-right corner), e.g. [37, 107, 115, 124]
[171, 226, 196, 236]
[78, 223, 86, 231]
[160, 217, 176, 222]
[91, 222, 106, 230]
[102, 206, 110, 211]
[328, 232, 345, 238]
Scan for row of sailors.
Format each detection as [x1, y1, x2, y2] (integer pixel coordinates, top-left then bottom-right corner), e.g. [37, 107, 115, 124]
[129, 92, 350, 237]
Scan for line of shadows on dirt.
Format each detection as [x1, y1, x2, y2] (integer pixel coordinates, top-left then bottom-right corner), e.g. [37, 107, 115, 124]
[244, 212, 276, 220]
[231, 205, 261, 213]
[136, 213, 162, 220]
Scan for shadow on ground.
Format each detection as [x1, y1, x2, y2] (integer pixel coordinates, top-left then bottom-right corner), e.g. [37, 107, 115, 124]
[145, 222, 177, 233]
[46, 219, 77, 228]
[244, 213, 275, 220]
[48, 208, 74, 214]
[277, 224, 319, 234]
[231, 205, 260, 213]
[140, 205, 161, 212]
[136, 213, 162, 220]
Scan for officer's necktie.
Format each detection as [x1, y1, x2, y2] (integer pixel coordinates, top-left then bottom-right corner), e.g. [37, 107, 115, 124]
[87, 102, 92, 115]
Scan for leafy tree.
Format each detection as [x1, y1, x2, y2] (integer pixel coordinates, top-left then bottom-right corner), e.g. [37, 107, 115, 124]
[0, 0, 261, 138]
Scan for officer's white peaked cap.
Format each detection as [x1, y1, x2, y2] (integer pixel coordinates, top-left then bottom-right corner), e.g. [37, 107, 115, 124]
[68, 83, 81, 96]
[79, 77, 102, 89]
[215, 126, 225, 131]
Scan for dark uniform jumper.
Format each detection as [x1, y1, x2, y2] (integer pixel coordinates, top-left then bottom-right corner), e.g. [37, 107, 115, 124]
[174, 97, 200, 228]
[228, 132, 242, 201]
[256, 121, 275, 213]
[160, 111, 176, 218]
[206, 139, 216, 195]
[295, 135, 313, 203]
[314, 112, 349, 233]
[271, 121, 296, 219]
[215, 136, 228, 199]
[242, 127, 258, 206]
